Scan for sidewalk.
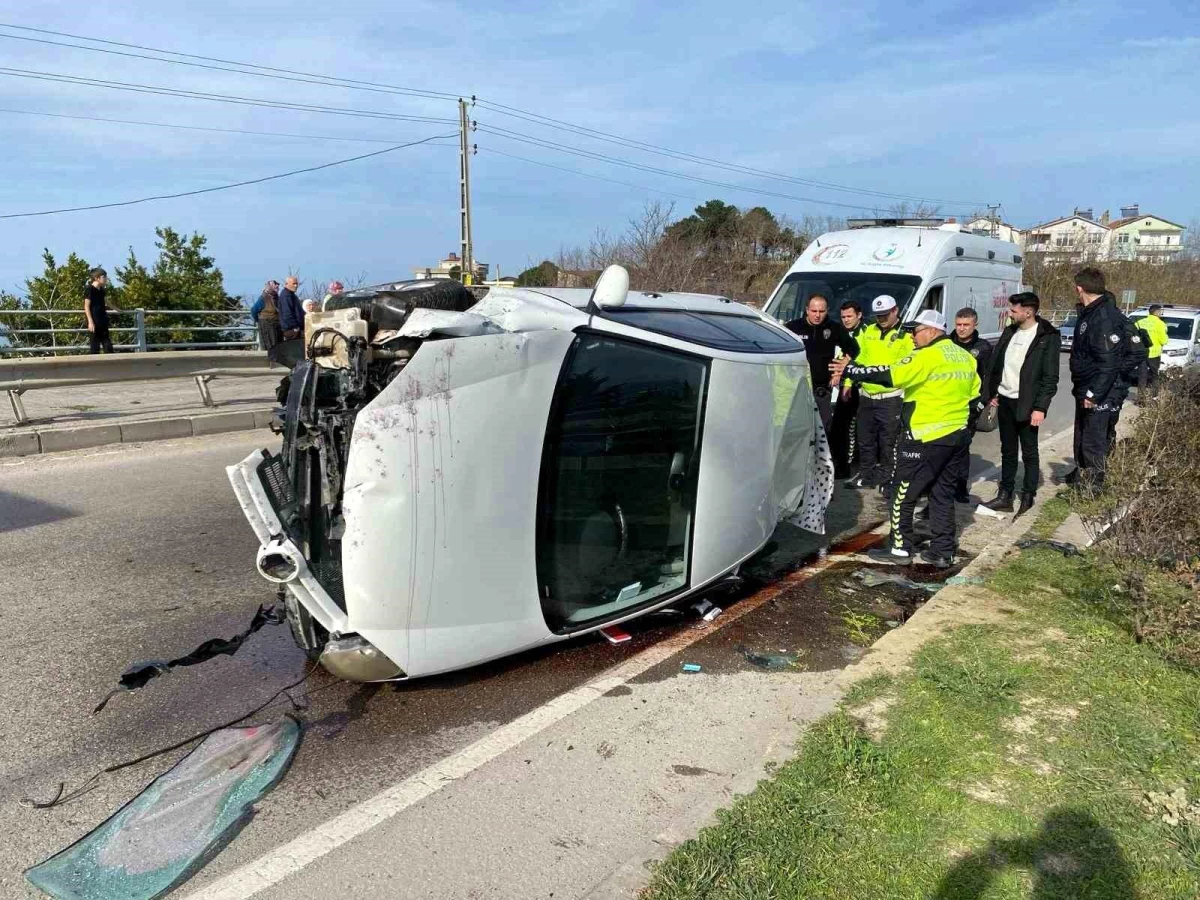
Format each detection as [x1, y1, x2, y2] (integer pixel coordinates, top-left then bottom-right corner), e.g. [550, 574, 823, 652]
[0, 374, 280, 457]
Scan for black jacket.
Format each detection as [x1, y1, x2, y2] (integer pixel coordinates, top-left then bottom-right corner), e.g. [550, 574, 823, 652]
[785, 315, 859, 392]
[1069, 293, 1123, 403]
[951, 330, 994, 384]
[986, 317, 1061, 420]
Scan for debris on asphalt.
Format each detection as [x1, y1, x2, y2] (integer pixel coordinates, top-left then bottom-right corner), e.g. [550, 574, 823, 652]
[973, 504, 1005, 519]
[740, 647, 803, 670]
[1016, 538, 1081, 557]
[681, 663, 703, 673]
[690, 599, 723, 622]
[599, 625, 632, 645]
[853, 569, 939, 593]
[26, 720, 301, 900]
[93, 605, 286, 713]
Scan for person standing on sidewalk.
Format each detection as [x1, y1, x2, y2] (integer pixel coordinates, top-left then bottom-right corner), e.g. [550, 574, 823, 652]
[983, 292, 1061, 518]
[845, 295, 913, 492]
[830, 309, 980, 567]
[84, 267, 114, 354]
[1067, 268, 1123, 489]
[949, 307, 994, 503]
[250, 280, 283, 351]
[831, 299, 867, 478]
[783, 294, 859, 436]
[1136, 304, 1169, 394]
[278, 276, 305, 340]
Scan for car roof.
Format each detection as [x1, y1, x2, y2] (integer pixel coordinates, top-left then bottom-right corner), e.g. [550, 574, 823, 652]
[520, 287, 758, 316]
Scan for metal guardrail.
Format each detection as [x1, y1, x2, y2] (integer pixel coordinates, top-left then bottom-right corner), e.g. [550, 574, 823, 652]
[1, 350, 279, 425]
[0, 308, 258, 355]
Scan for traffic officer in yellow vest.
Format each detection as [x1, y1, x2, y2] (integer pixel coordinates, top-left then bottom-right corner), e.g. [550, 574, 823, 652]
[844, 295, 914, 493]
[831, 309, 981, 567]
[1136, 304, 1170, 393]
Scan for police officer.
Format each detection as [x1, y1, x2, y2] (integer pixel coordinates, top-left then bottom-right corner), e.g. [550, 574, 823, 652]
[831, 309, 980, 567]
[784, 293, 859, 435]
[1066, 267, 1124, 489]
[845, 295, 914, 492]
[831, 299, 867, 478]
[1136, 304, 1170, 394]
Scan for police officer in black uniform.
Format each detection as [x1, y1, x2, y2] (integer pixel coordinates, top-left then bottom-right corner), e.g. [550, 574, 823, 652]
[784, 293, 859, 435]
[1067, 267, 1124, 489]
[949, 307, 994, 503]
[831, 299, 867, 477]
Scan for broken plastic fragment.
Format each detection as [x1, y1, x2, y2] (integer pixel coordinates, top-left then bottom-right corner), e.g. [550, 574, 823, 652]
[599, 625, 632, 645]
[94, 605, 285, 713]
[740, 647, 802, 669]
[681, 663, 702, 673]
[852, 569, 939, 592]
[1015, 538, 1080, 557]
[26, 720, 301, 900]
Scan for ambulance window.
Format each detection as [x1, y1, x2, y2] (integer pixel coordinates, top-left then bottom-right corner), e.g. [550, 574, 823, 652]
[919, 285, 944, 314]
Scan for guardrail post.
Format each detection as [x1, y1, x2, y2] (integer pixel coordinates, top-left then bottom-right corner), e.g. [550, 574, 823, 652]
[194, 375, 215, 407]
[135, 309, 147, 352]
[7, 388, 28, 425]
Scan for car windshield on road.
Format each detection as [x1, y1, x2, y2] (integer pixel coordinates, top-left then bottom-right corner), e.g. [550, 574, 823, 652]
[1132, 315, 1196, 341]
[765, 272, 922, 325]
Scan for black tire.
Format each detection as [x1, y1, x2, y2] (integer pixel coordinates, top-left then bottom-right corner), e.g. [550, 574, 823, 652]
[325, 279, 477, 331]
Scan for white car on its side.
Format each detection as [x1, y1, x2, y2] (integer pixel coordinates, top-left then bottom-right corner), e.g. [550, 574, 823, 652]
[228, 267, 832, 682]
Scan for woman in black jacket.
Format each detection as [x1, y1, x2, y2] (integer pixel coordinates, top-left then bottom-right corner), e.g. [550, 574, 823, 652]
[984, 292, 1061, 517]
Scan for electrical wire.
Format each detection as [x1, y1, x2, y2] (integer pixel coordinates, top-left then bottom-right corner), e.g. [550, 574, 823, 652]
[478, 146, 704, 202]
[0, 131, 456, 219]
[0, 106, 457, 144]
[0, 22, 459, 100]
[0, 22, 994, 209]
[476, 122, 980, 216]
[0, 66, 458, 124]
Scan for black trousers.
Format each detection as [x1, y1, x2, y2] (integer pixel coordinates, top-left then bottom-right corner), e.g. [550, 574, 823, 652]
[953, 428, 975, 500]
[1138, 357, 1162, 393]
[814, 386, 833, 436]
[998, 395, 1040, 496]
[888, 430, 969, 556]
[830, 386, 859, 476]
[1073, 400, 1113, 487]
[856, 394, 902, 486]
[89, 325, 114, 354]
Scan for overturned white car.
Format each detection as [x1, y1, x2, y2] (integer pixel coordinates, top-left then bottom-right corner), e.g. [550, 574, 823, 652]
[228, 267, 831, 682]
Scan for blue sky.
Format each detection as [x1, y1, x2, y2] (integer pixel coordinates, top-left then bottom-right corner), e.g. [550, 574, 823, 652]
[0, 0, 1197, 300]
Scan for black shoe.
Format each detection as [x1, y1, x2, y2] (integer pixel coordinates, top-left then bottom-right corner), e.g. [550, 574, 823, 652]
[1062, 468, 1079, 486]
[878, 483, 890, 497]
[844, 475, 871, 490]
[954, 488, 972, 504]
[918, 549, 954, 569]
[1014, 492, 1035, 519]
[867, 547, 913, 566]
[985, 490, 1014, 512]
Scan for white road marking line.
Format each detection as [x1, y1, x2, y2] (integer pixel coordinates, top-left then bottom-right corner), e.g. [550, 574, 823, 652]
[180, 556, 840, 900]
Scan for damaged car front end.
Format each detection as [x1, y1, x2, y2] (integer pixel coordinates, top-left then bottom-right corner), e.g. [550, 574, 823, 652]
[228, 268, 832, 682]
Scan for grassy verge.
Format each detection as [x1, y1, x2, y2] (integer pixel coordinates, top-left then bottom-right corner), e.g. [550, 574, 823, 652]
[643, 511, 1200, 899]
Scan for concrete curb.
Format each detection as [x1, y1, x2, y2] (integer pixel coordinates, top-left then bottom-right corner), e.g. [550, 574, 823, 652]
[0, 407, 275, 458]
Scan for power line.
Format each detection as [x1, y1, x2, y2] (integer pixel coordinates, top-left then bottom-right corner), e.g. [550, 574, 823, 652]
[474, 100, 990, 208]
[0, 23, 458, 100]
[476, 123, 980, 216]
[0, 22, 991, 209]
[0, 67, 458, 124]
[0, 132, 456, 219]
[478, 147, 703, 202]
[0, 106, 457, 144]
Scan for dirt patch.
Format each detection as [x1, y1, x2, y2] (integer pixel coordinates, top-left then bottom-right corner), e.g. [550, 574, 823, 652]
[963, 778, 1012, 804]
[848, 695, 897, 740]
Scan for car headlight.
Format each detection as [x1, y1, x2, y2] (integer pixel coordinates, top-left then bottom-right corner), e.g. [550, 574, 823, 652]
[1163, 348, 1188, 357]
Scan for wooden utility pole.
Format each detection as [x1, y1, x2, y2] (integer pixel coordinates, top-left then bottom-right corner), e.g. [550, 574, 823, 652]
[458, 98, 474, 285]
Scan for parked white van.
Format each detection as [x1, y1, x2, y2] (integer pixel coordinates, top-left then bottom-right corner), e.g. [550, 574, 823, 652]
[763, 222, 1024, 338]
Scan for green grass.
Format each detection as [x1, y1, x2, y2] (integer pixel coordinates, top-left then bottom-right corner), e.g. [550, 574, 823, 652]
[643, 511, 1200, 899]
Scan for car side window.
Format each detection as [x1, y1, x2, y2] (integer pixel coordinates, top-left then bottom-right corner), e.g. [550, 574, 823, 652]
[919, 285, 945, 314]
[536, 334, 708, 632]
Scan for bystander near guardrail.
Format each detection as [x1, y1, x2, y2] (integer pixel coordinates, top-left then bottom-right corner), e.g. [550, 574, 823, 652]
[0, 308, 259, 355]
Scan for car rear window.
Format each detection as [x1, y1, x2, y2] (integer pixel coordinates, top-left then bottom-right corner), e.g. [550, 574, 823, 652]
[606, 309, 800, 353]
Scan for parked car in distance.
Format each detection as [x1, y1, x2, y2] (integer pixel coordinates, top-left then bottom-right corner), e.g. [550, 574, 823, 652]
[1059, 313, 1077, 352]
[228, 267, 832, 682]
[1130, 305, 1200, 370]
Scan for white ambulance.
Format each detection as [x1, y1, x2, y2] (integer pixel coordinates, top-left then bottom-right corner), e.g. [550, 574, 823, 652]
[764, 221, 1025, 338]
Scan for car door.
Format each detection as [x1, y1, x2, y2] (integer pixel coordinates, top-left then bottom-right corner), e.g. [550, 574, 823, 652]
[537, 332, 709, 633]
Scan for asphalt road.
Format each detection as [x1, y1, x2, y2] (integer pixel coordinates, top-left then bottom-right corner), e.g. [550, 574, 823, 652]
[0, 355, 1073, 897]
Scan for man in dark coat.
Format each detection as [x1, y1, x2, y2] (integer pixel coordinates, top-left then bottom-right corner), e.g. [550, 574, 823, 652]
[1066, 267, 1124, 489]
[983, 293, 1061, 517]
[830, 299, 867, 477]
[949, 307, 994, 503]
[278, 275, 305, 340]
[785, 294, 859, 435]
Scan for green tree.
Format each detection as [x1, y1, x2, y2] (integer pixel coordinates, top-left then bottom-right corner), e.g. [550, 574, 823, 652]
[0, 250, 98, 353]
[516, 260, 560, 287]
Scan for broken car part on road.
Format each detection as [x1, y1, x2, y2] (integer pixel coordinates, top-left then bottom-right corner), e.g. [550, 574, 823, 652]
[26, 721, 300, 900]
[228, 268, 833, 682]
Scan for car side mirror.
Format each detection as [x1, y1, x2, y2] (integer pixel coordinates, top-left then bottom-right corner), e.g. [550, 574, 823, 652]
[590, 265, 630, 309]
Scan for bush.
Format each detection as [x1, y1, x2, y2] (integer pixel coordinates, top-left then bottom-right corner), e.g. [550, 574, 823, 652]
[1083, 370, 1200, 664]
